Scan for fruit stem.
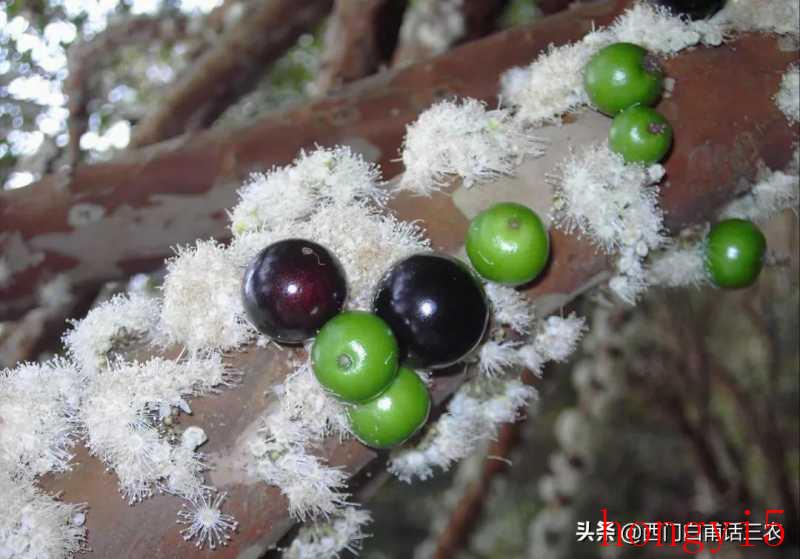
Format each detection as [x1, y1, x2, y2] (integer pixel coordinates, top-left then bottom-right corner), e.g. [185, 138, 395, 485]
[507, 217, 521, 230]
[648, 122, 667, 135]
[337, 353, 353, 370]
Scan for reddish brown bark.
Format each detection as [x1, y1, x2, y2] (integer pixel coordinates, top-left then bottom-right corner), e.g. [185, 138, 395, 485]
[35, 34, 800, 558]
[0, 0, 633, 322]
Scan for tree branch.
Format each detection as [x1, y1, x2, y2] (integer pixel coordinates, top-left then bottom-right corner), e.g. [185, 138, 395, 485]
[129, 0, 333, 147]
[34, 31, 800, 557]
[0, 0, 637, 321]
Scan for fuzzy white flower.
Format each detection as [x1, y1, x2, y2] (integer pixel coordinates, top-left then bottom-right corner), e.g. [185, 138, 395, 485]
[177, 490, 238, 549]
[775, 64, 799, 124]
[485, 283, 534, 334]
[0, 474, 87, 559]
[0, 360, 82, 478]
[275, 363, 349, 440]
[609, 3, 716, 53]
[721, 168, 800, 223]
[284, 505, 371, 559]
[720, 0, 800, 38]
[502, 2, 732, 123]
[160, 240, 253, 351]
[551, 143, 665, 253]
[81, 356, 233, 503]
[649, 243, 709, 288]
[230, 146, 383, 235]
[398, 98, 545, 195]
[516, 314, 586, 375]
[479, 340, 522, 377]
[550, 143, 665, 303]
[231, 203, 430, 310]
[250, 362, 351, 520]
[388, 377, 536, 482]
[252, 433, 349, 520]
[501, 30, 612, 123]
[63, 293, 160, 375]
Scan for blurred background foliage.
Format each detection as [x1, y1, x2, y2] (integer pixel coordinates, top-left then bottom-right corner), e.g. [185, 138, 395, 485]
[0, 0, 539, 188]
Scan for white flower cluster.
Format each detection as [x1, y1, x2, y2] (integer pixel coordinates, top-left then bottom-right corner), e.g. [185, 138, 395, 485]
[775, 64, 799, 125]
[63, 293, 160, 375]
[250, 365, 351, 520]
[230, 204, 430, 310]
[283, 505, 371, 559]
[80, 355, 236, 503]
[0, 473, 87, 559]
[398, 98, 545, 195]
[177, 490, 239, 550]
[389, 314, 584, 482]
[550, 143, 665, 303]
[648, 243, 709, 288]
[230, 146, 384, 236]
[389, 377, 536, 483]
[0, 360, 82, 479]
[161, 240, 253, 352]
[501, 1, 800, 123]
[484, 283, 534, 334]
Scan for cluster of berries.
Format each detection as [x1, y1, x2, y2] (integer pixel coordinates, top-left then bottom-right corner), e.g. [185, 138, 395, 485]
[584, 41, 765, 288]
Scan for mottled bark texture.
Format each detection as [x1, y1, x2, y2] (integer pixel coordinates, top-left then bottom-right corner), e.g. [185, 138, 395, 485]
[37, 32, 800, 557]
[0, 0, 634, 322]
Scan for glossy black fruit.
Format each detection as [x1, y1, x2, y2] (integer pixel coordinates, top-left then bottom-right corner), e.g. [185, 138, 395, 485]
[650, 0, 725, 20]
[242, 239, 347, 344]
[372, 253, 489, 369]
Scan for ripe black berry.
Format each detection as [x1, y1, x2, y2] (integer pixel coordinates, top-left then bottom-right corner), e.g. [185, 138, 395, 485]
[373, 253, 489, 369]
[242, 239, 347, 344]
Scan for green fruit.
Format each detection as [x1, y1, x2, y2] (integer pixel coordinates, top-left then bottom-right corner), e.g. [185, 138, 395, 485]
[311, 311, 399, 403]
[466, 202, 550, 286]
[584, 42, 663, 115]
[347, 367, 431, 449]
[705, 219, 766, 289]
[609, 106, 673, 164]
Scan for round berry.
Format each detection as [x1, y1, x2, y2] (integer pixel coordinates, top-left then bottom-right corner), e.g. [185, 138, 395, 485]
[609, 106, 673, 164]
[705, 219, 766, 289]
[650, 0, 725, 20]
[373, 253, 489, 369]
[466, 202, 550, 286]
[584, 43, 663, 115]
[242, 239, 347, 344]
[347, 366, 431, 449]
[311, 311, 399, 403]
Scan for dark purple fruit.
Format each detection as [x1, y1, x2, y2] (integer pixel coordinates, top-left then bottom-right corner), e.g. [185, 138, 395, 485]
[372, 253, 489, 369]
[242, 239, 347, 344]
[650, 0, 725, 20]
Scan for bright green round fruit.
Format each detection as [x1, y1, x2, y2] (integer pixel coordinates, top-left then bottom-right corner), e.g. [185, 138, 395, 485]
[346, 367, 431, 449]
[705, 219, 766, 289]
[584, 42, 663, 115]
[609, 106, 673, 164]
[466, 202, 550, 286]
[311, 311, 399, 403]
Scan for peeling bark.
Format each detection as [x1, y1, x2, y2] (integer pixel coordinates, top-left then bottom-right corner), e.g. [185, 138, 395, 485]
[129, 0, 333, 147]
[0, 0, 635, 321]
[36, 34, 800, 557]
